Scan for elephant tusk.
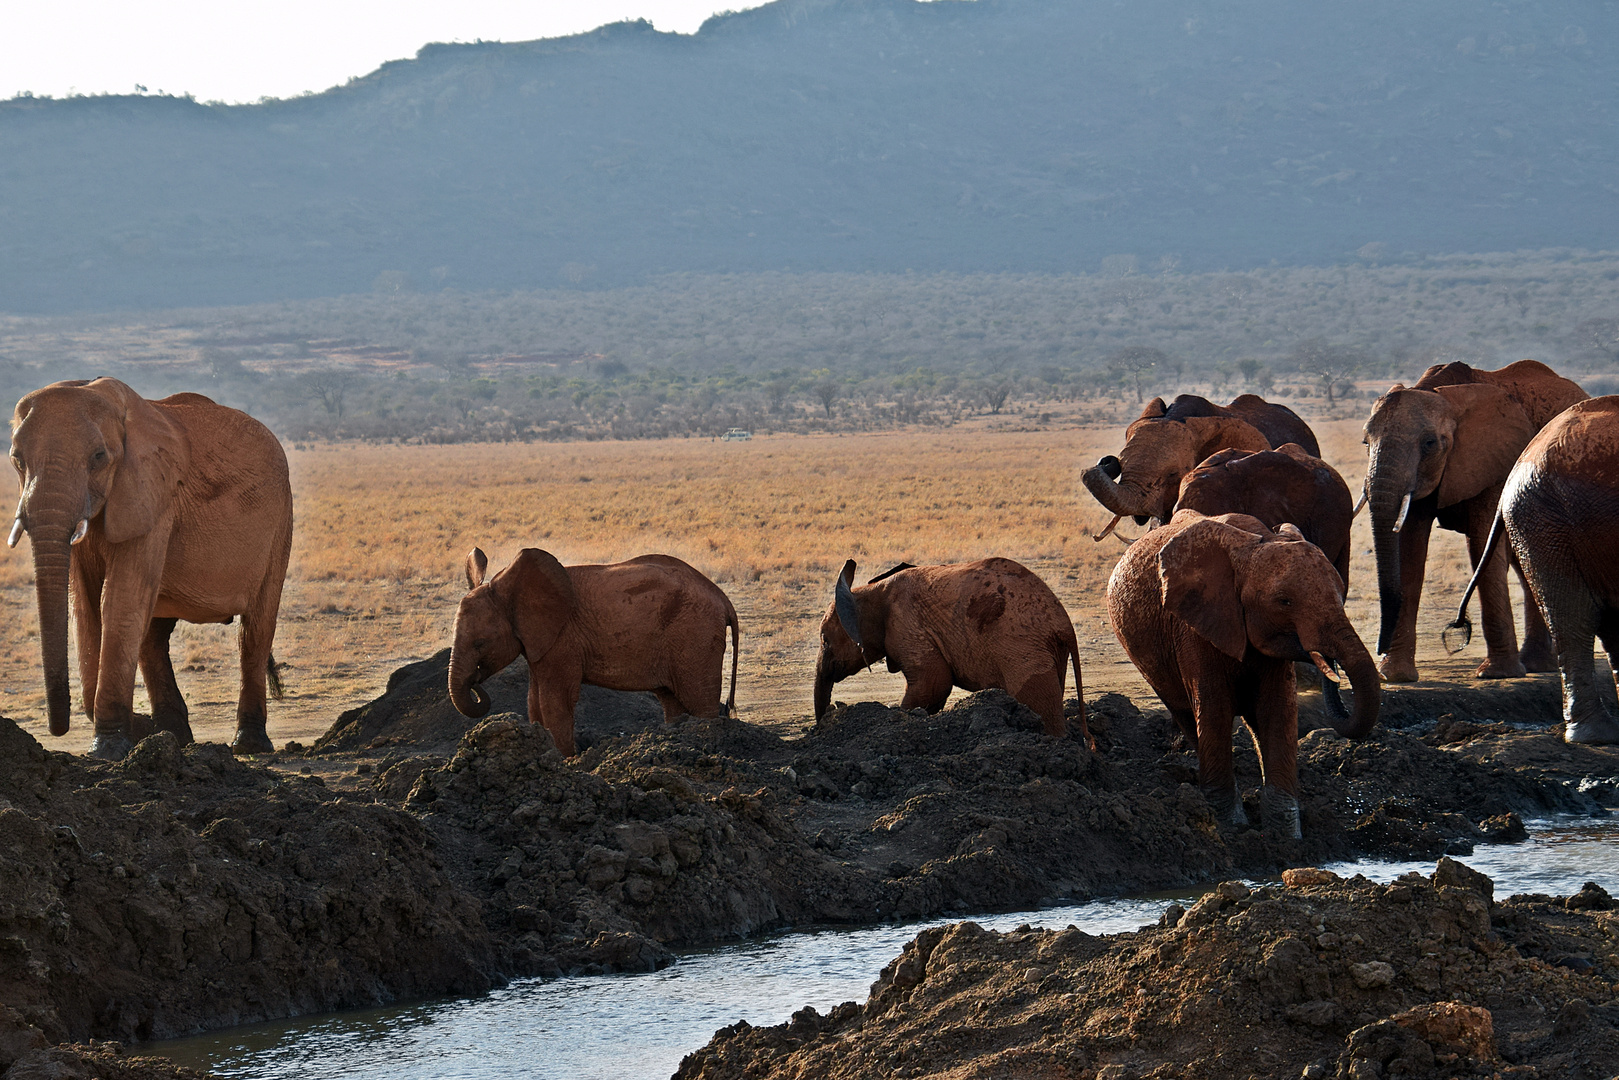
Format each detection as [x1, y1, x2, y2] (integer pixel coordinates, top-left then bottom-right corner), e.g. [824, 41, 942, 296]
[1352, 485, 1368, 517]
[7, 518, 21, 548]
[1092, 514, 1124, 542]
[1392, 492, 1412, 534]
[70, 519, 88, 545]
[1309, 651, 1339, 684]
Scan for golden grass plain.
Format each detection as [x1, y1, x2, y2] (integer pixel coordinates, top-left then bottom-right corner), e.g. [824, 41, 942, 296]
[0, 410, 1521, 756]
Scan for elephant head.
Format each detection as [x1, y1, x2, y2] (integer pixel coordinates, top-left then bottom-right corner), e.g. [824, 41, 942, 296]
[1362, 383, 1536, 654]
[448, 547, 575, 718]
[813, 559, 886, 719]
[1157, 515, 1381, 738]
[9, 379, 189, 736]
[1082, 398, 1272, 528]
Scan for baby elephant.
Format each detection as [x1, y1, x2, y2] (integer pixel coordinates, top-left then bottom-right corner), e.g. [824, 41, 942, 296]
[449, 548, 740, 756]
[814, 557, 1086, 742]
[1107, 511, 1381, 837]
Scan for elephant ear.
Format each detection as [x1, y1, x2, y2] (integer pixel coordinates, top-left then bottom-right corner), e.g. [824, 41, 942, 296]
[1158, 518, 1251, 660]
[93, 381, 190, 545]
[1184, 415, 1273, 460]
[465, 548, 489, 590]
[1138, 397, 1168, 420]
[505, 549, 580, 659]
[1433, 383, 1537, 507]
[834, 559, 863, 648]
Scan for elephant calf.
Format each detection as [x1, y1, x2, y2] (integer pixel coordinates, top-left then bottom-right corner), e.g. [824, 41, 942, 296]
[449, 548, 740, 756]
[814, 557, 1086, 743]
[1107, 510, 1381, 837]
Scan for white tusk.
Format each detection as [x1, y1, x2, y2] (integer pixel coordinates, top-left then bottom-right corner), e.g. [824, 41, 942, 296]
[70, 519, 88, 545]
[1309, 651, 1339, 684]
[1392, 492, 1412, 534]
[1092, 514, 1124, 542]
[1352, 485, 1368, 517]
[7, 519, 21, 548]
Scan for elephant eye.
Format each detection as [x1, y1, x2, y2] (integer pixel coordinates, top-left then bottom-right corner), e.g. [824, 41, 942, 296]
[1276, 596, 1292, 607]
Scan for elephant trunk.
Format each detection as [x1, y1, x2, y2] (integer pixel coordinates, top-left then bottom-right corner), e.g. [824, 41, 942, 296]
[1329, 623, 1382, 740]
[447, 643, 491, 719]
[1081, 458, 1152, 520]
[1367, 454, 1415, 656]
[813, 658, 834, 720]
[31, 530, 73, 737]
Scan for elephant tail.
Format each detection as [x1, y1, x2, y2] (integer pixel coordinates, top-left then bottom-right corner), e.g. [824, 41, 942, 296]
[725, 606, 741, 718]
[1066, 623, 1091, 751]
[1443, 510, 1507, 653]
[267, 653, 286, 701]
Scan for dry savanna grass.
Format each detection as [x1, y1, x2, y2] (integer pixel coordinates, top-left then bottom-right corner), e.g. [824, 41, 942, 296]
[0, 409, 1521, 755]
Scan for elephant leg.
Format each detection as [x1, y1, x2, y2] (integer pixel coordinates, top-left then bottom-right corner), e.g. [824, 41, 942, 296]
[139, 617, 192, 744]
[529, 673, 581, 756]
[232, 577, 284, 755]
[1011, 666, 1066, 737]
[654, 688, 688, 723]
[899, 653, 954, 714]
[1553, 600, 1619, 745]
[1514, 559, 1557, 673]
[1469, 504, 1524, 679]
[90, 546, 166, 760]
[1191, 683, 1245, 826]
[670, 645, 726, 720]
[1381, 510, 1435, 683]
[1169, 707, 1198, 749]
[1587, 621, 1619, 745]
[1248, 664, 1301, 839]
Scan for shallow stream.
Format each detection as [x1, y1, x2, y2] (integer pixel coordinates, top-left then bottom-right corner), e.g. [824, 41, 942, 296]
[151, 819, 1619, 1080]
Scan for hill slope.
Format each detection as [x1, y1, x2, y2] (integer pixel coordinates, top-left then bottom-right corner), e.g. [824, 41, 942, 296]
[1, 0, 1615, 312]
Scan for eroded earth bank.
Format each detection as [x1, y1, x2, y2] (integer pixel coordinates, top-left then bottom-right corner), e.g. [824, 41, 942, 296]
[1, 654, 1616, 1077]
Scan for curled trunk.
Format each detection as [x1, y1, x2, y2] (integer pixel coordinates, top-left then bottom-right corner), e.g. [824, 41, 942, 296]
[1328, 624, 1381, 739]
[1080, 463, 1153, 519]
[447, 645, 490, 719]
[812, 660, 833, 721]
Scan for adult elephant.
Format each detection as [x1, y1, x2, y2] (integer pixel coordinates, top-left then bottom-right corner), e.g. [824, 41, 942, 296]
[1363, 360, 1586, 682]
[1081, 394, 1319, 535]
[1107, 511, 1380, 836]
[1175, 443, 1356, 718]
[8, 378, 293, 760]
[1447, 397, 1619, 744]
[449, 548, 740, 757]
[813, 558, 1085, 742]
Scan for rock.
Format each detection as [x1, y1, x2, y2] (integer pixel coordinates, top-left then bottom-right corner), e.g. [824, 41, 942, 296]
[1478, 812, 1528, 842]
[1564, 881, 1614, 911]
[1433, 855, 1494, 904]
[1391, 1001, 1496, 1062]
[1282, 867, 1340, 888]
[1348, 961, 1396, 989]
[1215, 881, 1251, 901]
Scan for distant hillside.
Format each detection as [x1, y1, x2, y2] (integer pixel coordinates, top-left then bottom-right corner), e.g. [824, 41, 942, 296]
[1, 0, 1615, 313]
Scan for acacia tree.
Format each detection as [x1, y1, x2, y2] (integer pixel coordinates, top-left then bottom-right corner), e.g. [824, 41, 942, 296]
[1107, 345, 1169, 404]
[1289, 338, 1368, 406]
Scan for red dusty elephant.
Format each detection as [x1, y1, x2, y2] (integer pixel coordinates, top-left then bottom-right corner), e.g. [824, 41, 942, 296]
[1363, 359, 1586, 682]
[1107, 511, 1381, 836]
[814, 558, 1086, 742]
[9, 378, 293, 760]
[449, 548, 740, 756]
[1081, 394, 1320, 536]
[1447, 397, 1619, 745]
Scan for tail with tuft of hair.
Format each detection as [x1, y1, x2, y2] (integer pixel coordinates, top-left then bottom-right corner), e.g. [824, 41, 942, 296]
[267, 653, 285, 701]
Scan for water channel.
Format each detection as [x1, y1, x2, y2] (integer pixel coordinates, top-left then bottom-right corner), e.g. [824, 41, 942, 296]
[151, 819, 1619, 1080]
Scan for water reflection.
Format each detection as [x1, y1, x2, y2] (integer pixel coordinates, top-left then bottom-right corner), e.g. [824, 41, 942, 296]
[151, 818, 1618, 1080]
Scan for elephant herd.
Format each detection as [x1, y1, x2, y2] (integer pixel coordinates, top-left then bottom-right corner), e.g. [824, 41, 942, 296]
[10, 365, 1619, 839]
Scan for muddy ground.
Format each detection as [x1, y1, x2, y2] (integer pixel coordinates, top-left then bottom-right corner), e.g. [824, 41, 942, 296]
[1, 657, 1616, 1078]
[673, 865, 1619, 1080]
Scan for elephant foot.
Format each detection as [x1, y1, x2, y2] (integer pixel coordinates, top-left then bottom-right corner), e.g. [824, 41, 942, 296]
[1519, 641, 1557, 674]
[1378, 657, 1419, 683]
[231, 725, 275, 756]
[88, 732, 134, 761]
[1262, 787, 1303, 840]
[1565, 713, 1619, 746]
[1476, 657, 1527, 680]
[153, 715, 195, 745]
[1205, 785, 1248, 828]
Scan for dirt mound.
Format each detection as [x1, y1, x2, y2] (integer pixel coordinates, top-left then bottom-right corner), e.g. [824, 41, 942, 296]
[311, 649, 663, 756]
[673, 866, 1619, 1079]
[0, 1029, 212, 1080]
[0, 717, 496, 1046]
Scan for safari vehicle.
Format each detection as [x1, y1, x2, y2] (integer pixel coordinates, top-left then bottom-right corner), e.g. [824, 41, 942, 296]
[720, 428, 753, 441]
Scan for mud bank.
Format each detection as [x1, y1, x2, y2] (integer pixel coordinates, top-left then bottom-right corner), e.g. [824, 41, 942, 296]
[3, 654, 1617, 1058]
[673, 865, 1619, 1080]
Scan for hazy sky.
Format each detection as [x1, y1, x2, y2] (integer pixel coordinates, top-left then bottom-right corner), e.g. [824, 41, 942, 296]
[2, 0, 770, 104]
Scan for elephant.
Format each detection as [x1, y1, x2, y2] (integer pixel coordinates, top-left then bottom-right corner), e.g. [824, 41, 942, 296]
[1107, 510, 1381, 836]
[1175, 442, 1356, 718]
[449, 547, 740, 756]
[1445, 397, 1619, 745]
[1363, 359, 1586, 682]
[1081, 394, 1319, 536]
[813, 557, 1086, 742]
[8, 378, 293, 760]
